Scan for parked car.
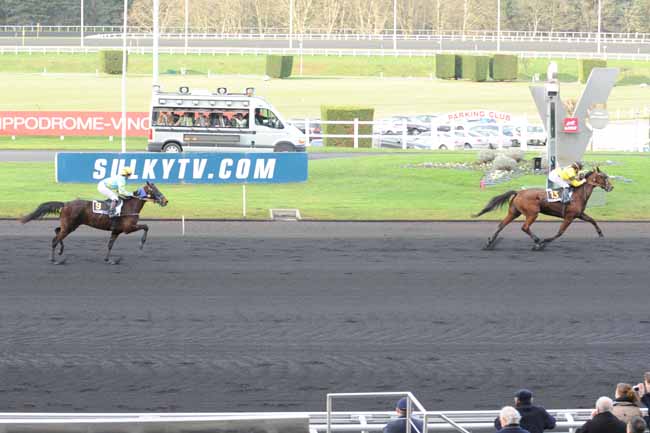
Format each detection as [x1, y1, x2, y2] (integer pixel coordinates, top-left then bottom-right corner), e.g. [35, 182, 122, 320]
[288, 118, 321, 142]
[378, 116, 429, 135]
[376, 126, 430, 148]
[525, 124, 547, 146]
[452, 129, 495, 149]
[407, 131, 456, 150]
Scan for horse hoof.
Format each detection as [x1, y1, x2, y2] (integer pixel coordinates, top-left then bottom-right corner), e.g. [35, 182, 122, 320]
[106, 257, 121, 265]
[532, 242, 546, 251]
[51, 258, 66, 265]
[482, 238, 500, 251]
[139, 243, 145, 251]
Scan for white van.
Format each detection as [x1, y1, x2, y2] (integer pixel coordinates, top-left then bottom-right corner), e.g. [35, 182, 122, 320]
[147, 86, 306, 153]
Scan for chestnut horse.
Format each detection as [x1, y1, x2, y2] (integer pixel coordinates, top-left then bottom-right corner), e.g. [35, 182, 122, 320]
[474, 168, 613, 250]
[20, 181, 168, 264]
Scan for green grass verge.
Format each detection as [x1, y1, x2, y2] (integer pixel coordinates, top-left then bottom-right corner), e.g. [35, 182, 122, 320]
[3, 53, 650, 84]
[1, 73, 649, 121]
[3, 153, 648, 220]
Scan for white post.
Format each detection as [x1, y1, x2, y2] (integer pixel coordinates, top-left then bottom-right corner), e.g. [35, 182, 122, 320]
[153, 0, 159, 85]
[305, 117, 310, 143]
[353, 118, 359, 149]
[242, 184, 247, 218]
[401, 120, 407, 149]
[289, 0, 294, 49]
[597, 0, 602, 54]
[184, 0, 189, 55]
[181, 215, 185, 235]
[393, 0, 397, 51]
[80, 0, 84, 47]
[299, 40, 304, 75]
[520, 120, 528, 151]
[496, 0, 501, 52]
[21, 26, 25, 46]
[121, 0, 128, 153]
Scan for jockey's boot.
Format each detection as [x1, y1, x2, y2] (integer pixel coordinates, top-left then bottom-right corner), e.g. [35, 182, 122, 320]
[108, 200, 118, 218]
[561, 187, 572, 204]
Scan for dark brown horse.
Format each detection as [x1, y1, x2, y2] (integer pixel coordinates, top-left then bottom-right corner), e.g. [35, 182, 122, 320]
[20, 181, 168, 264]
[474, 168, 613, 250]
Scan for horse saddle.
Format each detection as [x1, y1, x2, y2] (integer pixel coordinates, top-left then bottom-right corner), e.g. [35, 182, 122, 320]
[92, 199, 124, 216]
[546, 188, 572, 203]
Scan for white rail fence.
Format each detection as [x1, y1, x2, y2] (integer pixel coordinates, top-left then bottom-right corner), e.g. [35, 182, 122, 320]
[2, 26, 650, 44]
[3, 45, 650, 61]
[1, 391, 647, 433]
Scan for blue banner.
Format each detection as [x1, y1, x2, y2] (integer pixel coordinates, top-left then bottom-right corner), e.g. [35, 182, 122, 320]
[56, 152, 308, 184]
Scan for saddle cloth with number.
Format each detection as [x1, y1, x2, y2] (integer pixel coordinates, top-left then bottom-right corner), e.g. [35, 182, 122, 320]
[92, 199, 124, 216]
[546, 189, 571, 203]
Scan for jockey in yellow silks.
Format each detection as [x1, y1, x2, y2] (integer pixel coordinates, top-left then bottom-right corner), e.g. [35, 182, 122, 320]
[548, 161, 585, 203]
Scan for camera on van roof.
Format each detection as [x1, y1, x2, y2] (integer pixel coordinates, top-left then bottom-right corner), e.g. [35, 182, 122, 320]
[217, 87, 228, 95]
[179, 86, 190, 94]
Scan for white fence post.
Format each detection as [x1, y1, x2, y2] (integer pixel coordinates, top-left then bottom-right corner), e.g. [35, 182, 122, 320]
[305, 117, 310, 144]
[402, 120, 408, 149]
[353, 118, 359, 149]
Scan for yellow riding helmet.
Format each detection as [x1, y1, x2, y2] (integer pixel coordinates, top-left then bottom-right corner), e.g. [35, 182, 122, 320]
[120, 167, 133, 176]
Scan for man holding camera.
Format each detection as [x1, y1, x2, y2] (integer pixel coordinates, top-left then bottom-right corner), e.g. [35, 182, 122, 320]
[633, 372, 650, 425]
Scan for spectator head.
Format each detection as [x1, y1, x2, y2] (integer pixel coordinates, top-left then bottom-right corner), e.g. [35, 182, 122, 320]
[396, 397, 408, 411]
[499, 406, 521, 427]
[627, 416, 646, 433]
[595, 396, 614, 414]
[514, 389, 533, 405]
[644, 372, 650, 385]
[616, 383, 638, 403]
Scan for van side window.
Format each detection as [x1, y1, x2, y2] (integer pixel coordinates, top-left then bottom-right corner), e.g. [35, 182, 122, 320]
[255, 108, 283, 129]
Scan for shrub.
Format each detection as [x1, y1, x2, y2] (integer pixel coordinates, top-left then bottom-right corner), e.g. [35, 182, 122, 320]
[477, 149, 497, 163]
[320, 105, 374, 147]
[492, 155, 518, 171]
[454, 55, 463, 79]
[99, 50, 126, 74]
[505, 148, 525, 162]
[490, 54, 518, 81]
[265, 55, 294, 78]
[460, 55, 489, 82]
[579, 59, 607, 84]
[435, 54, 456, 79]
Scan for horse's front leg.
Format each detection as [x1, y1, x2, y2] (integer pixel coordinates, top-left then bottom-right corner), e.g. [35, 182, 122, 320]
[105, 231, 121, 265]
[579, 212, 604, 238]
[124, 224, 149, 250]
[539, 217, 574, 248]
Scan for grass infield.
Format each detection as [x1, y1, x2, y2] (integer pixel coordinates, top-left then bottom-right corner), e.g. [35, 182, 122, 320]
[2, 152, 648, 220]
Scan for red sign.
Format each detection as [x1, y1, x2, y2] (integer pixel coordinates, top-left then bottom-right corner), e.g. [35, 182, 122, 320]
[563, 117, 579, 133]
[0, 111, 150, 136]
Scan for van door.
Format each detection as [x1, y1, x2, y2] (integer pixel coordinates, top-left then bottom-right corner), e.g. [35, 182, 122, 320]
[252, 108, 287, 151]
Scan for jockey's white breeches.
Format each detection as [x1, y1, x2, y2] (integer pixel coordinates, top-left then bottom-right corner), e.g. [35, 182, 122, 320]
[97, 182, 118, 201]
[548, 171, 570, 189]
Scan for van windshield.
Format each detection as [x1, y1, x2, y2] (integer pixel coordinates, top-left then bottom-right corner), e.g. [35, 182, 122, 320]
[152, 107, 250, 128]
[255, 108, 283, 129]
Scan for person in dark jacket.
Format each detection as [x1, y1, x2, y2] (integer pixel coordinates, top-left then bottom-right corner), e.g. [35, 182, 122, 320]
[576, 397, 626, 433]
[627, 416, 647, 433]
[497, 406, 531, 433]
[494, 389, 556, 433]
[383, 397, 424, 433]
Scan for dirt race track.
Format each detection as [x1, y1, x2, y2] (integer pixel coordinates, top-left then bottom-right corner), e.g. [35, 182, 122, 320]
[1, 220, 650, 413]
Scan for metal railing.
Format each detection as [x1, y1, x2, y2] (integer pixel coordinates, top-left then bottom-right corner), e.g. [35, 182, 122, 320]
[2, 26, 650, 43]
[3, 45, 650, 61]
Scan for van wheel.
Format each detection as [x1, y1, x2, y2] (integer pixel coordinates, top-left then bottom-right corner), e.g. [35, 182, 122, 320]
[464, 143, 472, 149]
[438, 144, 448, 150]
[163, 143, 182, 153]
[274, 143, 294, 152]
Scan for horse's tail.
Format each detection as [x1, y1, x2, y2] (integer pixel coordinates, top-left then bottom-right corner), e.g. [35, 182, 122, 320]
[473, 190, 517, 218]
[20, 201, 65, 224]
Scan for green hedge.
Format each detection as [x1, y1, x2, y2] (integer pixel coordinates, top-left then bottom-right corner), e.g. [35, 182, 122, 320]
[321, 105, 374, 148]
[435, 54, 457, 79]
[579, 59, 607, 83]
[490, 54, 518, 81]
[460, 55, 489, 82]
[99, 50, 127, 74]
[265, 55, 294, 78]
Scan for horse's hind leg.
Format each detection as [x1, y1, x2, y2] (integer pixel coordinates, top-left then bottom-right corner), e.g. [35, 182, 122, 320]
[521, 213, 542, 247]
[51, 226, 70, 264]
[53, 227, 65, 255]
[484, 207, 521, 250]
